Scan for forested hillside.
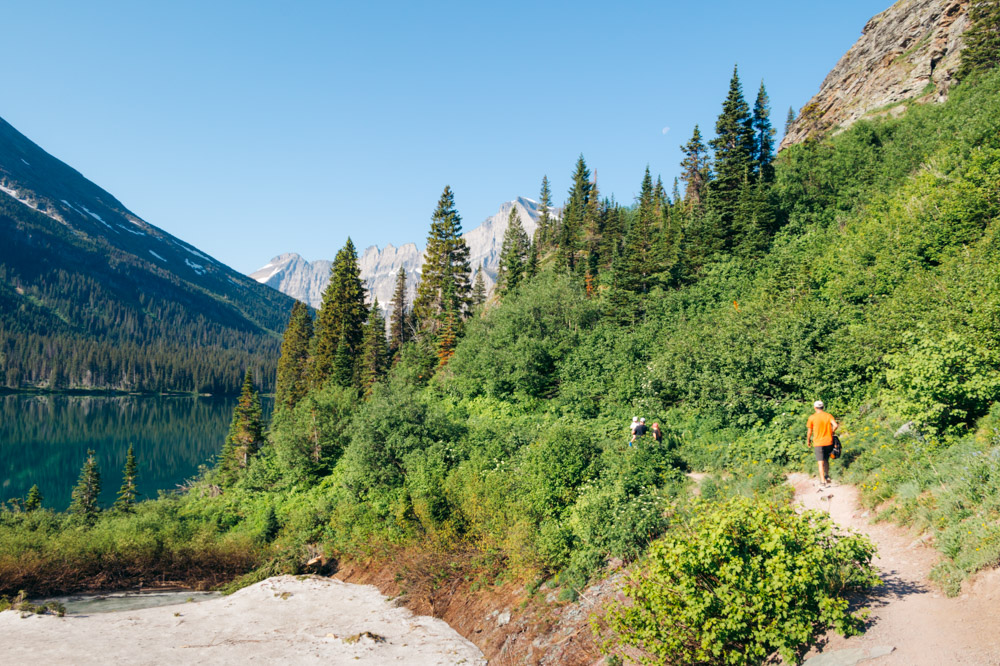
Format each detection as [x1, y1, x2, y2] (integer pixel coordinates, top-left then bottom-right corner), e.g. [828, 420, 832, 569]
[3, 12, 1000, 662]
[0, 117, 295, 393]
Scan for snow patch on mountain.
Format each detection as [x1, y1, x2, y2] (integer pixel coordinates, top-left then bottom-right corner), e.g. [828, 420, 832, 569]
[185, 258, 206, 275]
[0, 182, 64, 224]
[149, 250, 167, 262]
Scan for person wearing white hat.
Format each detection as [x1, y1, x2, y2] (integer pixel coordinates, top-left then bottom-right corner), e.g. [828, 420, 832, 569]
[806, 400, 839, 488]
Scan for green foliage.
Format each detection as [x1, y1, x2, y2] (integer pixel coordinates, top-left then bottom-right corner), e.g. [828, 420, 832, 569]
[497, 206, 531, 295]
[114, 443, 139, 512]
[956, 0, 1000, 82]
[23, 485, 42, 512]
[275, 301, 313, 411]
[219, 371, 265, 485]
[413, 186, 473, 333]
[69, 449, 101, 525]
[310, 238, 366, 388]
[271, 383, 356, 480]
[600, 498, 879, 665]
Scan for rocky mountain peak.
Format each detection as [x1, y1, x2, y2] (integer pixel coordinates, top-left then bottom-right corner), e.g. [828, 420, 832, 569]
[781, 0, 971, 149]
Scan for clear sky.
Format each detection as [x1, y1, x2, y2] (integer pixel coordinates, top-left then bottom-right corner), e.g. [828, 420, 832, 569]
[1, 0, 891, 274]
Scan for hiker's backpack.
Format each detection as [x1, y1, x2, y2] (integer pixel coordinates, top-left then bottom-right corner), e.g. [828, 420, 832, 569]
[831, 434, 842, 460]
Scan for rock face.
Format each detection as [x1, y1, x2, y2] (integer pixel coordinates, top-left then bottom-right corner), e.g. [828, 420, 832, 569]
[251, 196, 551, 310]
[781, 0, 971, 149]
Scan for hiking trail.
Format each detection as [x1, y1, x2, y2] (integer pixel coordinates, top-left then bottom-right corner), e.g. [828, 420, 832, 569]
[788, 473, 1000, 665]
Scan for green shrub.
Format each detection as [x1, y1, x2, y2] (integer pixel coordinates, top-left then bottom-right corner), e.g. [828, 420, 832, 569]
[600, 497, 879, 665]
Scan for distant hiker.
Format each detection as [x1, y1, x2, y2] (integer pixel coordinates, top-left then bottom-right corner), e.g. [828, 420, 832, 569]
[650, 422, 663, 444]
[630, 417, 648, 445]
[630, 416, 639, 434]
[806, 400, 839, 488]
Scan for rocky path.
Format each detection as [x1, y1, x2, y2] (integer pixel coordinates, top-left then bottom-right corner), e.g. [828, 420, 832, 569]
[789, 473, 1000, 665]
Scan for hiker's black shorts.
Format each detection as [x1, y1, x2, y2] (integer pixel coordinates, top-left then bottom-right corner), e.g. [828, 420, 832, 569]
[814, 444, 833, 462]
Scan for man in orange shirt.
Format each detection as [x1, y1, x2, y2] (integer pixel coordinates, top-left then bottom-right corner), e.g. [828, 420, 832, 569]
[806, 400, 839, 488]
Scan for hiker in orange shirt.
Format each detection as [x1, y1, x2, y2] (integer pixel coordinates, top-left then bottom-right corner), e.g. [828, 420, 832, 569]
[806, 400, 839, 488]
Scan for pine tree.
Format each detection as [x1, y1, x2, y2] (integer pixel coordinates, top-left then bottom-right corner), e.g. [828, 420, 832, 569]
[471, 267, 487, 306]
[753, 81, 776, 183]
[275, 301, 313, 411]
[413, 186, 473, 334]
[219, 371, 265, 485]
[957, 1, 1000, 81]
[556, 156, 592, 271]
[437, 307, 458, 366]
[114, 443, 139, 512]
[619, 167, 659, 295]
[784, 106, 796, 135]
[309, 238, 366, 388]
[710, 65, 756, 224]
[671, 177, 681, 206]
[497, 206, 531, 295]
[389, 266, 409, 355]
[359, 300, 388, 397]
[24, 484, 42, 511]
[526, 239, 538, 279]
[680, 125, 710, 207]
[332, 328, 355, 388]
[69, 449, 101, 524]
[537, 175, 553, 247]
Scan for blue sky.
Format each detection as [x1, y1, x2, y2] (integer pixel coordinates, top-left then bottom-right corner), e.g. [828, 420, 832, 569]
[1, 0, 890, 273]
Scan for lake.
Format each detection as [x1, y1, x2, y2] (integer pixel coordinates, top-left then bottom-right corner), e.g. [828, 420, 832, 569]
[0, 394, 272, 510]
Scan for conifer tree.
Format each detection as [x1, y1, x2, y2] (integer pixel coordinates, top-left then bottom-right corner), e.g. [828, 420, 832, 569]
[24, 484, 42, 511]
[957, 1, 1000, 81]
[497, 206, 530, 295]
[671, 177, 681, 206]
[437, 307, 458, 366]
[70, 449, 101, 524]
[710, 66, 756, 219]
[619, 167, 659, 295]
[680, 125, 710, 207]
[114, 443, 139, 512]
[310, 238, 366, 388]
[413, 186, 472, 334]
[785, 106, 796, 135]
[526, 239, 538, 279]
[275, 301, 313, 411]
[471, 267, 487, 307]
[220, 371, 264, 485]
[537, 175, 553, 247]
[753, 81, 776, 183]
[389, 266, 409, 355]
[359, 299, 388, 397]
[556, 156, 592, 271]
[332, 328, 355, 388]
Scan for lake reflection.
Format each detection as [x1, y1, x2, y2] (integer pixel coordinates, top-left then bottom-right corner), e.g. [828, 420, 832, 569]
[0, 394, 272, 510]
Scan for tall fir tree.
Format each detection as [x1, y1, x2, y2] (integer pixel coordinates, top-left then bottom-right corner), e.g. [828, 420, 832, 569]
[275, 301, 313, 411]
[957, 1, 1000, 81]
[752, 81, 776, 183]
[471, 267, 487, 307]
[537, 175, 553, 247]
[24, 484, 42, 511]
[309, 238, 366, 388]
[388, 266, 410, 355]
[114, 443, 139, 512]
[784, 106, 797, 135]
[219, 371, 265, 485]
[413, 186, 472, 334]
[332, 327, 355, 388]
[671, 177, 681, 206]
[709, 65, 756, 229]
[497, 206, 531, 295]
[69, 449, 101, 524]
[359, 299, 388, 397]
[437, 304, 459, 367]
[680, 125, 710, 207]
[526, 238, 538, 279]
[556, 156, 592, 271]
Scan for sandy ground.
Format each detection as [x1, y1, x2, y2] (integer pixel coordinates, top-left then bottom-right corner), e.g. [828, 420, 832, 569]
[790, 473, 1000, 665]
[0, 575, 485, 665]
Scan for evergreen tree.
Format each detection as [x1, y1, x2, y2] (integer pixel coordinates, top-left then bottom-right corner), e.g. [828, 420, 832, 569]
[785, 106, 796, 135]
[620, 167, 660, 295]
[526, 239, 538, 279]
[309, 239, 366, 388]
[472, 267, 487, 307]
[69, 449, 101, 524]
[556, 156, 592, 271]
[710, 65, 756, 223]
[389, 266, 409, 355]
[24, 484, 42, 511]
[671, 177, 681, 206]
[275, 301, 313, 411]
[753, 81, 776, 183]
[219, 371, 265, 485]
[957, 1, 1000, 81]
[537, 175, 553, 247]
[359, 299, 388, 397]
[497, 206, 531, 295]
[413, 186, 473, 334]
[437, 307, 459, 367]
[114, 443, 139, 512]
[680, 125, 710, 207]
[332, 328, 355, 388]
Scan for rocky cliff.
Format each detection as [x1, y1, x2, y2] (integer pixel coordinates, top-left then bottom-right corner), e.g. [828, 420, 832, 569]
[781, 0, 970, 149]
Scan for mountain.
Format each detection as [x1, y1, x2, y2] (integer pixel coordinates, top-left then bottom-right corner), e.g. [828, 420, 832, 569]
[251, 196, 551, 309]
[0, 115, 296, 393]
[782, 0, 971, 148]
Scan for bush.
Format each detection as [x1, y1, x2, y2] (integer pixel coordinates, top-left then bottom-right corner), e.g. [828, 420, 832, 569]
[599, 497, 879, 665]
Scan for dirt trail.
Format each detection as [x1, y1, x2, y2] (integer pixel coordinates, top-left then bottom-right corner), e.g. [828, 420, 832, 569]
[789, 473, 1000, 665]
